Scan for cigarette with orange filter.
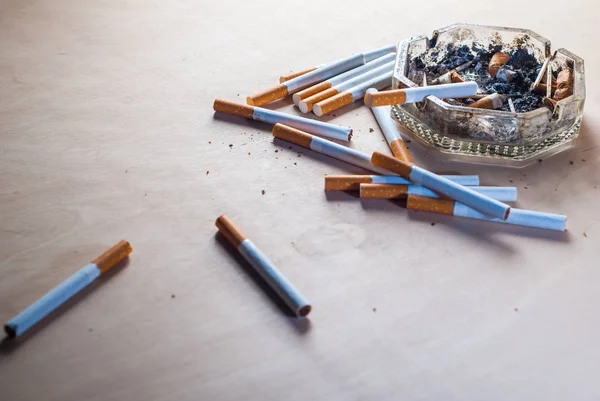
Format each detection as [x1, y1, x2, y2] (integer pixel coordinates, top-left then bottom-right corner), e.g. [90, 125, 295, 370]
[370, 151, 510, 220]
[324, 175, 480, 191]
[213, 99, 352, 142]
[488, 52, 510, 78]
[467, 93, 503, 109]
[406, 195, 566, 231]
[299, 61, 394, 113]
[363, 81, 478, 107]
[272, 124, 391, 175]
[359, 183, 517, 201]
[365, 88, 412, 162]
[279, 65, 323, 83]
[312, 72, 392, 117]
[4, 240, 132, 338]
[293, 53, 396, 107]
[216, 215, 311, 317]
[247, 44, 396, 106]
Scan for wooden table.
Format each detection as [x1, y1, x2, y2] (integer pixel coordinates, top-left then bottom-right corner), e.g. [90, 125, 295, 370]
[1, 1, 599, 399]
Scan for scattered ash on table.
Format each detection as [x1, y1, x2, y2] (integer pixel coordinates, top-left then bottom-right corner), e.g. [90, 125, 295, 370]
[413, 43, 549, 112]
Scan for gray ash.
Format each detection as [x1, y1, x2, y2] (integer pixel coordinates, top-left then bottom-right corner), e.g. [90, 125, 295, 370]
[414, 44, 545, 112]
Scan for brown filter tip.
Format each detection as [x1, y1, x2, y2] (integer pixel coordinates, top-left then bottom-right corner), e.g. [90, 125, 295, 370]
[213, 99, 255, 119]
[279, 67, 317, 83]
[450, 71, 465, 83]
[364, 90, 407, 107]
[488, 52, 510, 78]
[91, 240, 132, 274]
[272, 124, 314, 149]
[390, 139, 413, 163]
[216, 215, 247, 248]
[359, 184, 408, 199]
[406, 195, 455, 216]
[554, 68, 573, 101]
[468, 97, 494, 110]
[300, 88, 339, 113]
[247, 84, 289, 106]
[370, 151, 413, 177]
[324, 175, 372, 191]
[313, 92, 353, 116]
[293, 81, 332, 103]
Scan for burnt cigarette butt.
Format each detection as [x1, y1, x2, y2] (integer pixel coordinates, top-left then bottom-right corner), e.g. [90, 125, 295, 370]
[554, 68, 573, 100]
[435, 70, 465, 84]
[543, 97, 558, 111]
[468, 93, 503, 110]
[390, 139, 413, 163]
[534, 83, 557, 96]
[280, 67, 318, 83]
[246, 84, 289, 107]
[325, 175, 372, 191]
[360, 183, 408, 199]
[489, 52, 510, 78]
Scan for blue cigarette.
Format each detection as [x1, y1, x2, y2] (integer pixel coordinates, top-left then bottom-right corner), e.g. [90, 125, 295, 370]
[324, 175, 480, 191]
[407, 195, 566, 231]
[216, 215, 311, 317]
[5, 240, 132, 338]
[359, 183, 517, 202]
[371, 151, 511, 220]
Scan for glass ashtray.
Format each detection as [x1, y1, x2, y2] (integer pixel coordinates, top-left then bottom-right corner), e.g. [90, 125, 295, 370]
[392, 23, 585, 167]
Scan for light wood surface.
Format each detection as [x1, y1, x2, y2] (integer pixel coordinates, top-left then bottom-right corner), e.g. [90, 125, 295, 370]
[1, 1, 600, 400]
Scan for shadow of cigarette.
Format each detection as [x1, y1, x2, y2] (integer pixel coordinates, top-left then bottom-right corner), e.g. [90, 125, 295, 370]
[214, 233, 311, 335]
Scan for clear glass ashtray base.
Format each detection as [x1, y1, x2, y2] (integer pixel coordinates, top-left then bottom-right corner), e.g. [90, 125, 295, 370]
[392, 105, 581, 166]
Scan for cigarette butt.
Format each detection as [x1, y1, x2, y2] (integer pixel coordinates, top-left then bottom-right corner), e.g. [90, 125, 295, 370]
[435, 70, 465, 84]
[407, 196, 566, 231]
[534, 83, 557, 96]
[292, 82, 332, 104]
[324, 175, 373, 191]
[91, 240, 133, 274]
[298, 88, 339, 113]
[280, 67, 318, 83]
[407, 195, 455, 215]
[390, 139, 413, 163]
[215, 215, 312, 317]
[313, 92, 354, 116]
[371, 151, 510, 220]
[215, 215, 247, 247]
[246, 84, 289, 106]
[489, 52, 510, 78]
[214, 99, 352, 142]
[554, 68, 573, 100]
[360, 183, 408, 199]
[213, 99, 255, 118]
[450, 71, 465, 83]
[543, 97, 558, 111]
[4, 241, 132, 337]
[272, 123, 314, 149]
[468, 93, 503, 109]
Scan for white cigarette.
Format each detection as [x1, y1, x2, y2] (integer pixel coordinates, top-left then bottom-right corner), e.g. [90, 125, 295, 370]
[298, 61, 394, 113]
[364, 81, 479, 107]
[293, 52, 396, 106]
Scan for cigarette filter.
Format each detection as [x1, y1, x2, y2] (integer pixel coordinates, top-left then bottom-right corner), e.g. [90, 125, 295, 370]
[468, 93, 503, 109]
[407, 195, 566, 231]
[312, 72, 392, 117]
[247, 44, 395, 106]
[293, 53, 395, 106]
[216, 215, 311, 317]
[489, 52, 510, 78]
[213, 99, 352, 142]
[298, 60, 395, 113]
[4, 240, 132, 337]
[371, 151, 510, 220]
[363, 81, 478, 107]
[272, 124, 391, 175]
[554, 68, 573, 100]
[365, 88, 412, 162]
[324, 174, 480, 191]
[359, 183, 517, 201]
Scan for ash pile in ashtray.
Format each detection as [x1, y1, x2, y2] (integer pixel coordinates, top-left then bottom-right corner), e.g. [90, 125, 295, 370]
[413, 43, 547, 113]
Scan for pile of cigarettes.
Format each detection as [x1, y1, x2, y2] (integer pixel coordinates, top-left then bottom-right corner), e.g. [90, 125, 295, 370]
[209, 43, 569, 318]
